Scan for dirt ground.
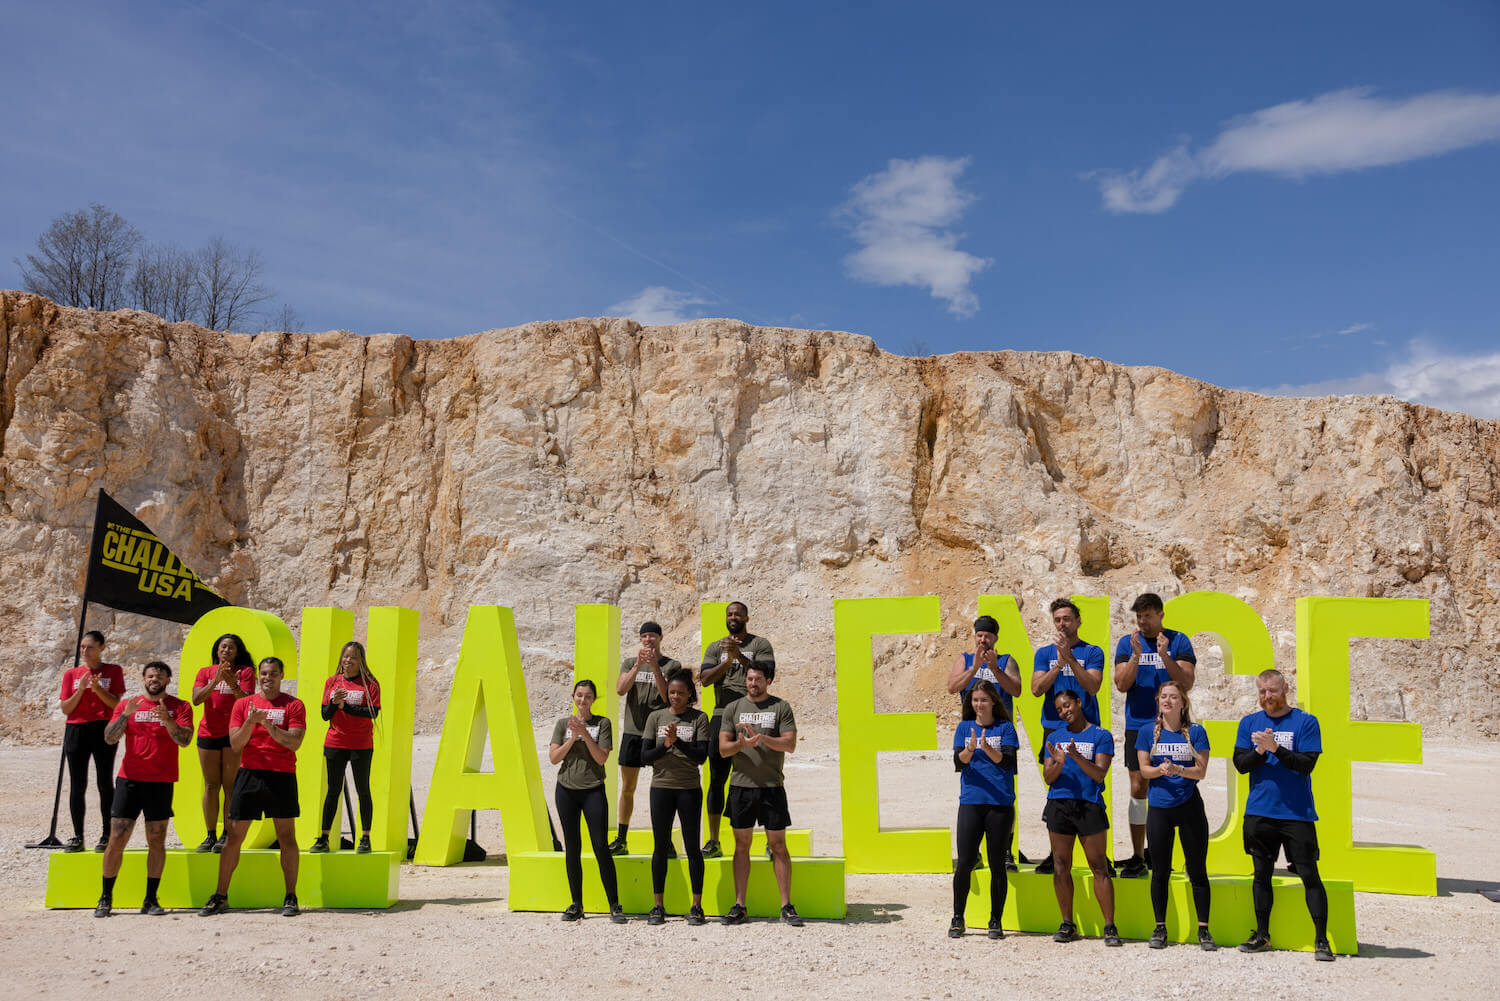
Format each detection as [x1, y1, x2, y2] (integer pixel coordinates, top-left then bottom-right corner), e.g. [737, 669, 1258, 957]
[1, 729, 1495, 1001]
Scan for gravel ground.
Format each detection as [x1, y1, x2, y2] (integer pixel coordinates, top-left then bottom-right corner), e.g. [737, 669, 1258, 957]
[1, 731, 1494, 1001]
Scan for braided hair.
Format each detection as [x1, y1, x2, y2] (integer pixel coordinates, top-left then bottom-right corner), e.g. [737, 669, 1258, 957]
[1151, 680, 1195, 746]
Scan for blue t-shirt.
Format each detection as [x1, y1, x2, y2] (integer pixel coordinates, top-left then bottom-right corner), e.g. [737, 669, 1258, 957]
[1043, 723, 1113, 804]
[953, 719, 1019, 806]
[1135, 724, 1210, 808]
[1032, 642, 1104, 733]
[1115, 628, 1197, 731]
[1236, 708, 1321, 821]
[960, 652, 1015, 718]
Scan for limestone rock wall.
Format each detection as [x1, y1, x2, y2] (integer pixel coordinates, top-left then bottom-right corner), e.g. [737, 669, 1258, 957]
[2, 291, 1496, 741]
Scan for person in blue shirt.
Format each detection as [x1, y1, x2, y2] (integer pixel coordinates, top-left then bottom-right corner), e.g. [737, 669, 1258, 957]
[1030, 597, 1105, 875]
[1113, 592, 1197, 878]
[1233, 669, 1333, 962]
[1041, 689, 1120, 947]
[1136, 680, 1216, 950]
[946, 614, 1022, 871]
[948, 680, 1019, 940]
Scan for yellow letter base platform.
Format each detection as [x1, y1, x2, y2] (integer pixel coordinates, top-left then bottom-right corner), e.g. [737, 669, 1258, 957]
[46, 849, 402, 910]
[962, 866, 1356, 954]
[509, 850, 846, 919]
[619, 827, 813, 857]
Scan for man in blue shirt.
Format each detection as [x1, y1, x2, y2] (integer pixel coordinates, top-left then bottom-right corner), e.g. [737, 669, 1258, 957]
[1233, 669, 1333, 962]
[1112, 592, 1196, 878]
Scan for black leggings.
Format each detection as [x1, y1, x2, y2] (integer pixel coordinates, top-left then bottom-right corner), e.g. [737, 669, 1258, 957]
[555, 784, 618, 906]
[707, 725, 731, 818]
[64, 721, 116, 839]
[1146, 794, 1211, 924]
[1252, 853, 1328, 939]
[650, 786, 705, 894]
[952, 803, 1014, 918]
[321, 747, 374, 833]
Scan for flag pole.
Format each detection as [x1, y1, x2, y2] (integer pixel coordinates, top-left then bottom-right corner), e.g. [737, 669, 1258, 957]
[26, 593, 92, 849]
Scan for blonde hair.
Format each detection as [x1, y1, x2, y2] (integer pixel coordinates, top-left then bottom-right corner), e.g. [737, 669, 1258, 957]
[1152, 680, 1194, 746]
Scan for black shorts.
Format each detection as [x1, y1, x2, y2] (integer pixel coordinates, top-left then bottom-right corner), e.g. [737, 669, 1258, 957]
[112, 778, 175, 822]
[197, 735, 232, 751]
[1243, 815, 1320, 865]
[63, 719, 110, 754]
[1123, 729, 1142, 771]
[1043, 798, 1110, 837]
[228, 767, 299, 821]
[618, 733, 646, 769]
[726, 785, 791, 831]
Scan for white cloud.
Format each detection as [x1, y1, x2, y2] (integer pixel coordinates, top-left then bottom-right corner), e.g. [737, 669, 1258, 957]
[1259, 340, 1500, 419]
[841, 156, 992, 317]
[1097, 88, 1500, 213]
[1338, 322, 1373, 336]
[606, 286, 712, 325]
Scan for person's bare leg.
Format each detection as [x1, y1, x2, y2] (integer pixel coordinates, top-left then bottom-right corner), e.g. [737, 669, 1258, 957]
[199, 748, 222, 835]
[273, 817, 299, 894]
[215, 820, 250, 895]
[731, 827, 753, 905]
[144, 819, 168, 879]
[1081, 831, 1116, 924]
[767, 829, 792, 906]
[1049, 831, 1076, 919]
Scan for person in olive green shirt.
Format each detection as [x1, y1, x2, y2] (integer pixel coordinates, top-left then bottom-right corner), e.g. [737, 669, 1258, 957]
[639, 667, 711, 925]
[718, 662, 801, 927]
[547, 680, 625, 923]
[608, 621, 680, 856]
[699, 601, 775, 858]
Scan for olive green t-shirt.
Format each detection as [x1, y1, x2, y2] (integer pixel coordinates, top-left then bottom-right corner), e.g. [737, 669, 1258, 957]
[721, 694, 796, 789]
[549, 714, 612, 790]
[620, 655, 682, 736]
[701, 634, 775, 717]
[642, 706, 709, 790]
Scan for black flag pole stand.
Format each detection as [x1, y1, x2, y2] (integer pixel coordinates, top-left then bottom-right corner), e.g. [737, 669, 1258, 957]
[27, 596, 91, 849]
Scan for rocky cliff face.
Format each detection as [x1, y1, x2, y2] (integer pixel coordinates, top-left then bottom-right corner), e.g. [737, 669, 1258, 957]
[2, 291, 1496, 739]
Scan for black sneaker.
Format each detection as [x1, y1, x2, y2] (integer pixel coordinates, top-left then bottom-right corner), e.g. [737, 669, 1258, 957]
[780, 904, 804, 927]
[1117, 856, 1147, 879]
[1198, 926, 1218, 951]
[561, 902, 584, 922]
[1003, 850, 1018, 873]
[1314, 940, 1335, 962]
[309, 836, 330, 854]
[1017, 850, 1033, 865]
[610, 904, 627, 924]
[647, 905, 666, 926]
[1149, 924, 1168, 949]
[1054, 920, 1080, 942]
[702, 839, 723, 859]
[721, 903, 747, 925]
[987, 918, 1004, 940]
[356, 834, 371, 854]
[63, 836, 84, 853]
[1034, 854, 1055, 875]
[140, 901, 166, 916]
[94, 895, 111, 918]
[1103, 923, 1123, 947]
[282, 894, 299, 917]
[212, 833, 228, 854]
[94, 835, 110, 852]
[686, 905, 706, 926]
[1239, 931, 1271, 953]
[948, 915, 965, 939]
[199, 893, 229, 916]
[607, 837, 628, 856]
[195, 834, 217, 853]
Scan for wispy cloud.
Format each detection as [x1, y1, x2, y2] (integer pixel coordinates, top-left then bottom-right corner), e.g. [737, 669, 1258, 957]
[1338, 322, 1373, 336]
[1259, 339, 1500, 419]
[840, 156, 992, 317]
[607, 286, 713, 325]
[1097, 88, 1500, 213]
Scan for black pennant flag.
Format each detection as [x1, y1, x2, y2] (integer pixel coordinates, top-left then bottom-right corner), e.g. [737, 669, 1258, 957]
[84, 490, 230, 624]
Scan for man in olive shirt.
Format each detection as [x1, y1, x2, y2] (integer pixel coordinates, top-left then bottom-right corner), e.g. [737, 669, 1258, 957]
[607, 621, 679, 855]
[718, 662, 800, 927]
[699, 601, 775, 858]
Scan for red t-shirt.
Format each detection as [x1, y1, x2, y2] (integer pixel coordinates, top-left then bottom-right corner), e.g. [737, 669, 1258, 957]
[230, 693, 306, 773]
[193, 664, 257, 738]
[60, 664, 126, 724]
[323, 674, 381, 750]
[111, 695, 193, 783]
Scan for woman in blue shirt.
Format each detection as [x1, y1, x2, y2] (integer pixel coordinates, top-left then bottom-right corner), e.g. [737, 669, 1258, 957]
[1042, 689, 1119, 946]
[949, 681, 1018, 939]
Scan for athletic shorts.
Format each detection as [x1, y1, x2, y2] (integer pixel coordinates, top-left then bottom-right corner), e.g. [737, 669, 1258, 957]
[727, 786, 791, 831]
[112, 778, 175, 822]
[228, 767, 299, 821]
[63, 719, 109, 754]
[196, 735, 232, 751]
[1043, 798, 1110, 837]
[1243, 815, 1320, 865]
[1123, 729, 1142, 771]
[618, 733, 646, 769]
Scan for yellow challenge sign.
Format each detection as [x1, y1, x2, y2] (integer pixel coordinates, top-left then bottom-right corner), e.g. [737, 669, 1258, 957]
[98, 521, 208, 600]
[84, 490, 228, 624]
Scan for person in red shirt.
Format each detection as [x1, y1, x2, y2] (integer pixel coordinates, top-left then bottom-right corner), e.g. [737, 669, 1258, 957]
[310, 641, 381, 854]
[58, 630, 126, 852]
[95, 661, 193, 917]
[199, 657, 306, 918]
[189, 633, 256, 852]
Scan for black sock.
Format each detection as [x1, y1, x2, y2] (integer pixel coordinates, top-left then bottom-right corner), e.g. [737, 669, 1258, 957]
[145, 877, 160, 903]
[102, 875, 116, 897]
[616, 823, 628, 840]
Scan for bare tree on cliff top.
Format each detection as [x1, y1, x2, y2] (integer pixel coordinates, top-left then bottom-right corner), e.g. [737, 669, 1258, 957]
[193, 237, 272, 331]
[16, 203, 143, 310]
[130, 243, 201, 322]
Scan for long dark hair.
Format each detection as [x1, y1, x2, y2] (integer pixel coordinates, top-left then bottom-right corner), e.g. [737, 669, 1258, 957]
[212, 633, 255, 669]
[964, 679, 1012, 726]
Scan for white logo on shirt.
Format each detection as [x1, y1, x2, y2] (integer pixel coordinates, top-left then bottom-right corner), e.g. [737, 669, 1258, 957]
[657, 724, 695, 741]
[1139, 652, 1162, 667]
[1047, 660, 1077, 678]
[1151, 741, 1196, 762]
[1054, 741, 1095, 759]
[95, 676, 113, 691]
[214, 680, 235, 695]
[736, 711, 776, 729]
[1273, 730, 1295, 751]
[585, 724, 600, 741]
[982, 733, 1006, 749]
[265, 708, 286, 727]
[341, 689, 365, 706]
[132, 708, 162, 725]
[636, 672, 656, 686]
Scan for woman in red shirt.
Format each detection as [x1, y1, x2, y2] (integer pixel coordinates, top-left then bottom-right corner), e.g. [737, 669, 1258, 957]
[190, 633, 256, 852]
[310, 641, 381, 854]
[58, 630, 126, 851]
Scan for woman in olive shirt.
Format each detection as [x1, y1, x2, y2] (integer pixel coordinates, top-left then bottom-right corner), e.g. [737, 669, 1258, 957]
[548, 679, 625, 923]
[640, 668, 711, 926]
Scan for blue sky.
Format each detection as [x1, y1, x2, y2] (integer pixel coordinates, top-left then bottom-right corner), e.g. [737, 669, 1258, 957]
[4, 1, 1499, 414]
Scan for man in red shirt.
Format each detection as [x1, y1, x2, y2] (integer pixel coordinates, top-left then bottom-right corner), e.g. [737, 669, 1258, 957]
[199, 657, 306, 918]
[96, 661, 193, 916]
[58, 630, 126, 852]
